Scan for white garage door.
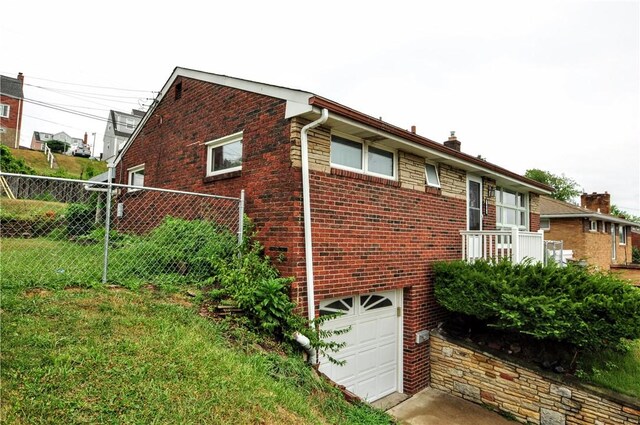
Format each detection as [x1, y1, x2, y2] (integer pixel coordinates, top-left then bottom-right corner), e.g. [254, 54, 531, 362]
[318, 290, 401, 402]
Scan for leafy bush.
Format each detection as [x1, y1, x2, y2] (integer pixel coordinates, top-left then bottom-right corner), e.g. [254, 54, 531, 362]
[0, 145, 35, 174]
[633, 246, 640, 264]
[433, 259, 640, 351]
[111, 217, 237, 284]
[45, 140, 69, 153]
[213, 239, 297, 337]
[66, 202, 96, 237]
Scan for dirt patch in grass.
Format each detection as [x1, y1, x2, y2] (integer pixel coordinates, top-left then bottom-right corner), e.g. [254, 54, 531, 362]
[24, 288, 51, 297]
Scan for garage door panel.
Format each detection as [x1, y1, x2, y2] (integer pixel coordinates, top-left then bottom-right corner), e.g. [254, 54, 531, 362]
[319, 291, 400, 402]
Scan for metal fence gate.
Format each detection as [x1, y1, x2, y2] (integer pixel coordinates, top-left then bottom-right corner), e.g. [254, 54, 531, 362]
[1, 172, 244, 288]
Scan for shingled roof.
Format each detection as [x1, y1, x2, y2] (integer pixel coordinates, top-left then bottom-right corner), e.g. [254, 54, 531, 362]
[540, 196, 639, 227]
[0, 75, 24, 99]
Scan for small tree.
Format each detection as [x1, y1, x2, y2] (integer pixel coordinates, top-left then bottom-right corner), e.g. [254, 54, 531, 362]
[525, 168, 580, 202]
[45, 140, 70, 154]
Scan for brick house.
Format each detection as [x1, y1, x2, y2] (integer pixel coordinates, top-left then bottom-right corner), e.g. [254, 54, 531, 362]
[0, 73, 24, 149]
[113, 67, 551, 401]
[540, 193, 638, 270]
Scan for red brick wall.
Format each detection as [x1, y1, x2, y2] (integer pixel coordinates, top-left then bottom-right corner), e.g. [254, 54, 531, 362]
[308, 167, 465, 393]
[116, 77, 305, 282]
[0, 95, 23, 148]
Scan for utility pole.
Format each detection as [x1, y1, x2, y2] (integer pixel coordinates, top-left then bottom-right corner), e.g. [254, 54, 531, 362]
[91, 132, 97, 158]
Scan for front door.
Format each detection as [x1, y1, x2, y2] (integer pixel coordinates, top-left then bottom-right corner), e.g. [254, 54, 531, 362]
[467, 176, 483, 259]
[467, 176, 482, 231]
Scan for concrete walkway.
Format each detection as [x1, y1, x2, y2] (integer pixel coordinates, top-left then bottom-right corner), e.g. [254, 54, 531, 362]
[387, 388, 516, 425]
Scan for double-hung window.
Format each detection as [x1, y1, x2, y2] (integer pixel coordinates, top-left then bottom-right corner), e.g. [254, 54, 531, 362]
[128, 164, 145, 191]
[330, 135, 395, 179]
[206, 131, 243, 176]
[496, 187, 528, 229]
[0, 104, 9, 118]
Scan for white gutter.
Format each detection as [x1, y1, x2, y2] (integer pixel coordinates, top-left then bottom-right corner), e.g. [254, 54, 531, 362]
[301, 108, 329, 322]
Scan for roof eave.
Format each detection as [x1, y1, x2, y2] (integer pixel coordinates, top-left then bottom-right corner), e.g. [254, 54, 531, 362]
[307, 96, 552, 195]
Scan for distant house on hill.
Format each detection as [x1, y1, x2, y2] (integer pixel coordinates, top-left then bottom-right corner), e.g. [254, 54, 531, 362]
[0, 73, 25, 149]
[102, 109, 145, 161]
[30, 131, 84, 155]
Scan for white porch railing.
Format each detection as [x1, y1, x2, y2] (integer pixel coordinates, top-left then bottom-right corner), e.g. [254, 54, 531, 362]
[460, 229, 545, 264]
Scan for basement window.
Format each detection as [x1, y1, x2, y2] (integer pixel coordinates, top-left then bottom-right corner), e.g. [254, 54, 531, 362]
[425, 162, 440, 187]
[330, 134, 395, 179]
[0, 104, 9, 118]
[206, 131, 243, 176]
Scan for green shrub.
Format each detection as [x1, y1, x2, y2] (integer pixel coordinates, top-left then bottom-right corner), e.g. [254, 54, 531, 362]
[0, 145, 35, 174]
[633, 246, 640, 264]
[66, 202, 96, 237]
[433, 259, 640, 351]
[213, 239, 296, 337]
[110, 217, 237, 284]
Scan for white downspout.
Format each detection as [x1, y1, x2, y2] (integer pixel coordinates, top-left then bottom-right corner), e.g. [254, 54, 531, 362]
[301, 108, 329, 322]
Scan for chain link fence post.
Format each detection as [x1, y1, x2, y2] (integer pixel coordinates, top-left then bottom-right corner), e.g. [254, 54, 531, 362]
[102, 165, 114, 284]
[238, 189, 245, 246]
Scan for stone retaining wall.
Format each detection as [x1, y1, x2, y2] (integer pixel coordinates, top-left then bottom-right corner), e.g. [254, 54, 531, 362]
[431, 331, 640, 425]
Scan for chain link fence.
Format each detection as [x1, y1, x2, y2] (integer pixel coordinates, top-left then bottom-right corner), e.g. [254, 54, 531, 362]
[1, 172, 244, 288]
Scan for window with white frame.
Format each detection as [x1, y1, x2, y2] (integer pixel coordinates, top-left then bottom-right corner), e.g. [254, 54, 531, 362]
[619, 225, 627, 245]
[425, 162, 440, 187]
[0, 104, 9, 118]
[128, 164, 145, 190]
[206, 131, 243, 176]
[540, 218, 550, 231]
[496, 187, 528, 229]
[330, 135, 395, 179]
[589, 220, 597, 232]
[602, 221, 607, 233]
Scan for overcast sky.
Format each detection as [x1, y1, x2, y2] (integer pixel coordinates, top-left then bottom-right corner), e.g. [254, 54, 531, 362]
[3, 0, 639, 214]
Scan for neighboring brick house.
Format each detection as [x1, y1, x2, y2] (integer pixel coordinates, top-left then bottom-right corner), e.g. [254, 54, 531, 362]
[540, 193, 638, 270]
[0, 73, 24, 149]
[102, 109, 145, 161]
[113, 67, 551, 402]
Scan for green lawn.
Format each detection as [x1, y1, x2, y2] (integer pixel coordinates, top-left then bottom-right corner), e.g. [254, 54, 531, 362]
[578, 340, 640, 399]
[0, 240, 393, 424]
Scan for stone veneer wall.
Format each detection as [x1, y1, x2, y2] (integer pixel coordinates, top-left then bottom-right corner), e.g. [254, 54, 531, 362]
[431, 332, 640, 425]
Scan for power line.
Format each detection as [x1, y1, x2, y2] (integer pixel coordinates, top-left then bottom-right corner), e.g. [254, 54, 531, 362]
[24, 98, 110, 123]
[1, 69, 157, 93]
[24, 83, 153, 100]
[22, 114, 92, 132]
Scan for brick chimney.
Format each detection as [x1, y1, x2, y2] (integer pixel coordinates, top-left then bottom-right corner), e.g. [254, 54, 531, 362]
[83, 132, 88, 145]
[17, 72, 24, 84]
[444, 131, 461, 151]
[581, 192, 610, 214]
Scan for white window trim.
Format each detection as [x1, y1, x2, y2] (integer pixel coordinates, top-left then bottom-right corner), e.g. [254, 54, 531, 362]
[589, 220, 598, 232]
[0, 104, 9, 118]
[540, 218, 551, 231]
[127, 163, 145, 191]
[205, 131, 243, 177]
[495, 187, 529, 230]
[330, 133, 397, 180]
[425, 161, 441, 188]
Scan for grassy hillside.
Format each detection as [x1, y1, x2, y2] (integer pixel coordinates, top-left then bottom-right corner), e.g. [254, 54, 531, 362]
[8, 148, 107, 179]
[0, 264, 392, 423]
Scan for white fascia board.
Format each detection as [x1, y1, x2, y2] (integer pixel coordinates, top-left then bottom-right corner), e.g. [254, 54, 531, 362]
[326, 113, 551, 195]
